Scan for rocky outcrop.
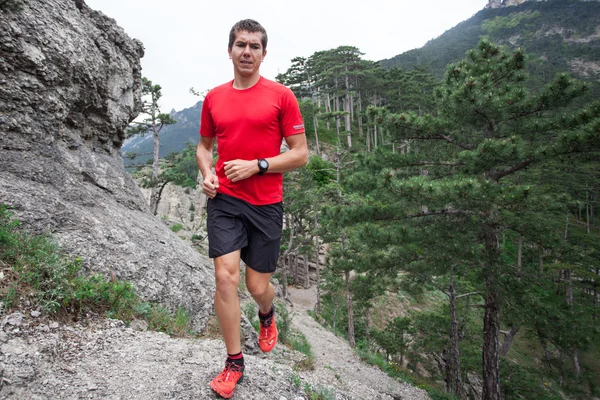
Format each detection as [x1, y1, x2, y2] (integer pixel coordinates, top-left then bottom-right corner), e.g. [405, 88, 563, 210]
[486, 0, 529, 8]
[0, 0, 214, 331]
[140, 181, 209, 244]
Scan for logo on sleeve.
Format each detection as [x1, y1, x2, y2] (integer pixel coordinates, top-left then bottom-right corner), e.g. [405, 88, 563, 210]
[293, 124, 304, 130]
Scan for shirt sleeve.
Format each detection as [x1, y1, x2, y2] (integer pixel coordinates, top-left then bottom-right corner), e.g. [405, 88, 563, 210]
[199, 95, 215, 137]
[280, 88, 305, 137]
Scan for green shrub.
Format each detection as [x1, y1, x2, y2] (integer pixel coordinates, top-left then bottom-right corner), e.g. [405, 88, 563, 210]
[171, 223, 184, 233]
[0, 204, 192, 337]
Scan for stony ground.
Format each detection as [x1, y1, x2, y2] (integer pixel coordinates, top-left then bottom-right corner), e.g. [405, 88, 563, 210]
[0, 288, 430, 400]
[287, 287, 430, 400]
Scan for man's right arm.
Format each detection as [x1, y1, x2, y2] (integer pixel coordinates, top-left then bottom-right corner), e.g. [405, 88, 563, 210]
[196, 136, 219, 198]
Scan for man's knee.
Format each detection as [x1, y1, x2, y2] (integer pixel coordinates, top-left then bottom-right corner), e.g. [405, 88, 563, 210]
[246, 275, 270, 299]
[215, 264, 239, 296]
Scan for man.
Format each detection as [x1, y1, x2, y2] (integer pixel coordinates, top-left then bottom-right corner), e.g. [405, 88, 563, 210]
[196, 19, 308, 399]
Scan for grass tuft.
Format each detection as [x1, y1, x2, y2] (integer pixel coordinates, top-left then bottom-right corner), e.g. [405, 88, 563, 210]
[0, 204, 192, 337]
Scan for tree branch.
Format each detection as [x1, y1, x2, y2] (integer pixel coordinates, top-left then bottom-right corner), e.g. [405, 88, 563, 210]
[487, 160, 532, 181]
[409, 161, 465, 167]
[456, 291, 481, 299]
[408, 209, 484, 218]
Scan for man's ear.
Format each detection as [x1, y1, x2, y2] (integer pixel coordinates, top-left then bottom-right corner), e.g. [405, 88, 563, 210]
[262, 49, 267, 61]
[228, 48, 232, 59]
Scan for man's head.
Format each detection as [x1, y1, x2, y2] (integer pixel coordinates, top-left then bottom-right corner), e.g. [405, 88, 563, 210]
[228, 19, 268, 52]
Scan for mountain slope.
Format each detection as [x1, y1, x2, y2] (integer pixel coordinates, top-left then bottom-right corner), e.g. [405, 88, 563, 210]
[381, 0, 600, 86]
[121, 100, 202, 167]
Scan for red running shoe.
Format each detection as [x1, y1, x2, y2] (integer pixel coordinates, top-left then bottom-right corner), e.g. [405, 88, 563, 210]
[209, 361, 244, 399]
[258, 316, 278, 353]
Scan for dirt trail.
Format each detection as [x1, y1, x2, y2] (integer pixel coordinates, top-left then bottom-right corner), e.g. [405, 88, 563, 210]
[287, 286, 430, 400]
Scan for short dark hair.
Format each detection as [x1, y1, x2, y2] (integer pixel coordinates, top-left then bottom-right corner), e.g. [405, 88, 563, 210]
[228, 19, 268, 51]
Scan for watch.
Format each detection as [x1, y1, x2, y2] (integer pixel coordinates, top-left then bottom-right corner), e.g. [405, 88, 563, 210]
[257, 158, 269, 175]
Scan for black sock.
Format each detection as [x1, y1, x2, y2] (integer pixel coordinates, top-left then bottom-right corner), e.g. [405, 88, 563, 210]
[259, 305, 274, 326]
[226, 352, 244, 367]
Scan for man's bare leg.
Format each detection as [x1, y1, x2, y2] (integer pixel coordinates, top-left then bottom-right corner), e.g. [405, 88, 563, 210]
[214, 250, 242, 354]
[245, 267, 274, 314]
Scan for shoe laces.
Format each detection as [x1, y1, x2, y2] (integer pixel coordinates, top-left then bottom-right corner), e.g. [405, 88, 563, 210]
[260, 316, 273, 328]
[218, 361, 244, 382]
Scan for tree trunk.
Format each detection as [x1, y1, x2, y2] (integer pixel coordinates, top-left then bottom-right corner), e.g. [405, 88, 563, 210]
[314, 215, 321, 313]
[280, 213, 295, 299]
[499, 326, 520, 356]
[365, 307, 370, 343]
[152, 124, 160, 179]
[333, 300, 337, 332]
[366, 126, 371, 152]
[304, 251, 310, 289]
[566, 269, 581, 378]
[325, 91, 331, 130]
[573, 350, 581, 378]
[313, 113, 320, 155]
[344, 72, 352, 148]
[448, 266, 462, 398]
[335, 94, 341, 146]
[586, 187, 590, 234]
[482, 226, 501, 400]
[374, 124, 378, 149]
[357, 91, 363, 139]
[294, 252, 299, 286]
[539, 246, 544, 274]
[281, 255, 288, 298]
[517, 235, 522, 277]
[150, 180, 168, 216]
[345, 269, 356, 348]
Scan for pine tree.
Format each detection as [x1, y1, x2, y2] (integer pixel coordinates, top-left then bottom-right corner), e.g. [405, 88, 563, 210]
[127, 77, 176, 214]
[333, 39, 600, 399]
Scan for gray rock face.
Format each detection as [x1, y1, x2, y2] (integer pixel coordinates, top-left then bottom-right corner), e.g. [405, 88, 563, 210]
[0, 0, 215, 331]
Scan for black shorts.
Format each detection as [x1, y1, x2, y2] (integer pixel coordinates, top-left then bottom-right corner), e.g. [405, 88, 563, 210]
[207, 193, 283, 273]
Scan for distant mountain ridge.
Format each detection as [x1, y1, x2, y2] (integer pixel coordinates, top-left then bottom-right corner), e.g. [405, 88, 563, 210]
[121, 100, 202, 167]
[381, 0, 600, 85]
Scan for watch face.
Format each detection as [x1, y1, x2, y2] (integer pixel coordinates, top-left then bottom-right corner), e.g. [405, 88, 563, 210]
[259, 159, 268, 169]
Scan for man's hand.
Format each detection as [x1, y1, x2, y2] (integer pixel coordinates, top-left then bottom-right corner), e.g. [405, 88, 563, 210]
[224, 159, 259, 182]
[203, 173, 219, 198]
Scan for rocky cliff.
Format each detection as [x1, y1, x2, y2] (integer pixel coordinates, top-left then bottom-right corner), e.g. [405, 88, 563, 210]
[0, 0, 214, 331]
[487, 0, 529, 8]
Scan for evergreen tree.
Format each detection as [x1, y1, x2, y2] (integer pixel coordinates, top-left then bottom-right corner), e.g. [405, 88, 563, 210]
[333, 40, 600, 399]
[127, 77, 176, 214]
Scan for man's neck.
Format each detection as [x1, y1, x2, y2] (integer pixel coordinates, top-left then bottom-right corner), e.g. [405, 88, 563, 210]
[232, 74, 261, 90]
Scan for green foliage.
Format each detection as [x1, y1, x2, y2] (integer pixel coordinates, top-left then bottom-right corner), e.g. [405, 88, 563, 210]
[312, 38, 600, 399]
[275, 301, 291, 344]
[170, 223, 184, 233]
[242, 302, 260, 333]
[382, 0, 600, 88]
[303, 384, 336, 400]
[481, 11, 541, 34]
[0, 205, 191, 336]
[373, 316, 413, 361]
[355, 342, 459, 400]
[0, 0, 24, 12]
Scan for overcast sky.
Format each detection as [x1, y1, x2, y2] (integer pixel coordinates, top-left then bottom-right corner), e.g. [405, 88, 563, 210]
[85, 0, 489, 112]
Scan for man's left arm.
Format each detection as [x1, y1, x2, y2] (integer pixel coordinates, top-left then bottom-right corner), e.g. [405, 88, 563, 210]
[223, 134, 308, 182]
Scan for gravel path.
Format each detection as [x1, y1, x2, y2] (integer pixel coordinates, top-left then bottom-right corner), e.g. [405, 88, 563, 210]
[0, 314, 304, 400]
[0, 288, 430, 400]
[288, 286, 430, 400]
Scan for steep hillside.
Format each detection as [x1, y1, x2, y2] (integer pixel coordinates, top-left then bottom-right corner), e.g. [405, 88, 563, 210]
[381, 0, 600, 87]
[121, 100, 202, 167]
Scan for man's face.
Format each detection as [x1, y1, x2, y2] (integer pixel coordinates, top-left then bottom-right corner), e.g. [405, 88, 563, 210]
[228, 30, 266, 79]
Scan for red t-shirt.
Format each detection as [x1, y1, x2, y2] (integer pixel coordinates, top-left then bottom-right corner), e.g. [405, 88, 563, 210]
[200, 76, 305, 205]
